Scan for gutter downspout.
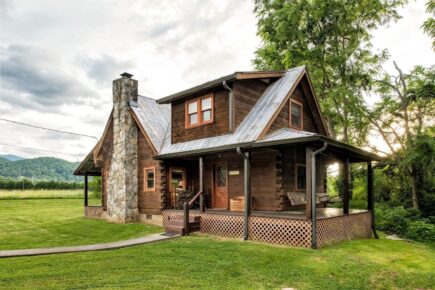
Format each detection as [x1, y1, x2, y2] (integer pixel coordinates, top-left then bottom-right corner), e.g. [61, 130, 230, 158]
[237, 147, 250, 240]
[223, 81, 234, 133]
[311, 142, 328, 249]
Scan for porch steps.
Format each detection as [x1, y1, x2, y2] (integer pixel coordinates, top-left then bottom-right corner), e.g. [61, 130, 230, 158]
[165, 216, 200, 235]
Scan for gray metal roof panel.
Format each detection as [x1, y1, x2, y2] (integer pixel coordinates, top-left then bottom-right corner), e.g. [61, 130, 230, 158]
[130, 95, 171, 151]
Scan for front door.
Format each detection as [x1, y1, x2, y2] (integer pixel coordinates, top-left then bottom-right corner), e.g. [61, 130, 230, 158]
[213, 161, 228, 209]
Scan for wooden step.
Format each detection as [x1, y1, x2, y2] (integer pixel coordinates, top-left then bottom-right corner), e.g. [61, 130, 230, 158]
[174, 215, 200, 223]
[165, 220, 201, 235]
[165, 224, 185, 235]
[168, 220, 200, 227]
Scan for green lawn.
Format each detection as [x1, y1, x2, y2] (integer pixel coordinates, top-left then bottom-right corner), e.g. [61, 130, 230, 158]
[0, 198, 434, 289]
[0, 199, 162, 250]
[0, 235, 434, 289]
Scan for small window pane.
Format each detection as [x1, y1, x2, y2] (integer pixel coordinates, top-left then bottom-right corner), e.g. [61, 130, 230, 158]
[297, 165, 306, 190]
[146, 169, 155, 190]
[202, 110, 211, 122]
[217, 166, 227, 187]
[291, 102, 302, 129]
[189, 113, 198, 125]
[201, 97, 212, 110]
[188, 101, 198, 114]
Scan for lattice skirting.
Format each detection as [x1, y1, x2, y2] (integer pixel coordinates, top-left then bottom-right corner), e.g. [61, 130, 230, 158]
[317, 212, 372, 247]
[162, 210, 371, 248]
[84, 206, 104, 218]
[249, 216, 311, 247]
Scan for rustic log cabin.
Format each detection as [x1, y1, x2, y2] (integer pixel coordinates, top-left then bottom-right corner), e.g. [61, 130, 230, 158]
[75, 66, 380, 248]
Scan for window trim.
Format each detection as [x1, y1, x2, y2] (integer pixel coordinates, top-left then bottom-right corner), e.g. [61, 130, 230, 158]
[144, 167, 156, 192]
[185, 93, 214, 128]
[289, 99, 304, 130]
[295, 163, 306, 191]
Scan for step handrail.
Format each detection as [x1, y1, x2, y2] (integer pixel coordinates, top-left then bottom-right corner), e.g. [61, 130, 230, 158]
[183, 190, 203, 236]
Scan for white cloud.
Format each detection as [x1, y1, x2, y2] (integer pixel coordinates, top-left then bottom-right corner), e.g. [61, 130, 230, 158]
[0, 0, 433, 161]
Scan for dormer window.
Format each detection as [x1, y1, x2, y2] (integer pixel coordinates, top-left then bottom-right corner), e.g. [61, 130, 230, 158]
[290, 99, 303, 130]
[185, 93, 214, 128]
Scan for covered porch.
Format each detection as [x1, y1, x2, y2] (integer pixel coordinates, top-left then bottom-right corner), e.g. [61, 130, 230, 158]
[161, 137, 380, 248]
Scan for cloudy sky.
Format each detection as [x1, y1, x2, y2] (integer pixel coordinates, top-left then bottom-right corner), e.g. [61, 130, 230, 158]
[0, 0, 433, 161]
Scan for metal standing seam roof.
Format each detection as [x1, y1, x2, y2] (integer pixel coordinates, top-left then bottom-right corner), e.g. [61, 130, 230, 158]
[130, 96, 171, 152]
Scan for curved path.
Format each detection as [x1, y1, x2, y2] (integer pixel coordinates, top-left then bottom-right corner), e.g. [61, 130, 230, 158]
[0, 233, 179, 258]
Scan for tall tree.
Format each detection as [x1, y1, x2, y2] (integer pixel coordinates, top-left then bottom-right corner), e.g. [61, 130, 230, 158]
[423, 0, 435, 49]
[368, 64, 435, 209]
[253, 0, 406, 145]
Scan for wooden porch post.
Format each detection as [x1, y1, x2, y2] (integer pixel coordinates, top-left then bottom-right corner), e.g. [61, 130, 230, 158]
[84, 172, 88, 207]
[305, 147, 313, 220]
[243, 151, 251, 241]
[367, 161, 379, 238]
[199, 156, 204, 212]
[343, 158, 350, 214]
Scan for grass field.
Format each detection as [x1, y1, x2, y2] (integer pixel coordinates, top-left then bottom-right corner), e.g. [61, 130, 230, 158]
[0, 234, 434, 289]
[0, 197, 434, 289]
[0, 199, 162, 250]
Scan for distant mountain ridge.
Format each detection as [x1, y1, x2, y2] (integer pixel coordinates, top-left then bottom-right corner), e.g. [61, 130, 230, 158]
[0, 157, 81, 181]
[0, 154, 24, 161]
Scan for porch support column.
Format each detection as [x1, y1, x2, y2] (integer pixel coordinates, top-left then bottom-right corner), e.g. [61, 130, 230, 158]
[199, 156, 204, 212]
[243, 151, 250, 241]
[367, 161, 379, 239]
[305, 147, 313, 220]
[84, 172, 88, 207]
[343, 158, 350, 215]
[310, 142, 328, 249]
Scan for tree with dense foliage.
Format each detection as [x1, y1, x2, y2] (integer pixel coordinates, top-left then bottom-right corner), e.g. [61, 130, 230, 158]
[368, 64, 435, 212]
[253, 0, 406, 145]
[423, 0, 435, 49]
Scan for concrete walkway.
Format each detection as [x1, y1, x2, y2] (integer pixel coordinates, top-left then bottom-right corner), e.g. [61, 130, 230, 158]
[0, 233, 179, 258]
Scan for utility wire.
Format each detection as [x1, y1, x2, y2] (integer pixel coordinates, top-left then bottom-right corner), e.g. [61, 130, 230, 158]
[0, 142, 81, 157]
[0, 117, 98, 140]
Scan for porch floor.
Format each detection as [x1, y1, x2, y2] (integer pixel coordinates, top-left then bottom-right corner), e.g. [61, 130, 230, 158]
[205, 208, 368, 220]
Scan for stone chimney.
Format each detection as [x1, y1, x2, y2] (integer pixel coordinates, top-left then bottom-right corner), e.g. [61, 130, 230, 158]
[106, 72, 139, 223]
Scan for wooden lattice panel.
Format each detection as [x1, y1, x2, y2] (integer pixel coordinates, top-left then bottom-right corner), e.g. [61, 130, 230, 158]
[84, 206, 104, 218]
[200, 213, 244, 238]
[317, 212, 371, 247]
[249, 216, 311, 247]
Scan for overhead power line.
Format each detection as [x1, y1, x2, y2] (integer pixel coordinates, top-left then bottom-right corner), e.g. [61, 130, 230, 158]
[0, 117, 98, 140]
[0, 142, 80, 157]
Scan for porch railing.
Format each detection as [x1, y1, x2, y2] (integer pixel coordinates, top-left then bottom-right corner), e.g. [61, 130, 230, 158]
[183, 190, 203, 235]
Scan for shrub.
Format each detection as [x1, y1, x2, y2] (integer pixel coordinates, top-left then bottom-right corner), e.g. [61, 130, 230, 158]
[405, 220, 435, 242]
[376, 206, 411, 236]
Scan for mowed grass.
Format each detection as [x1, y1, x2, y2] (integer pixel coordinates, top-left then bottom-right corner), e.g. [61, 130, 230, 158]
[0, 199, 162, 250]
[0, 189, 83, 199]
[0, 235, 434, 290]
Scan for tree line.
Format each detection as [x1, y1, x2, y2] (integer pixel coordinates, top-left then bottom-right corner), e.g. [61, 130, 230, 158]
[0, 177, 84, 190]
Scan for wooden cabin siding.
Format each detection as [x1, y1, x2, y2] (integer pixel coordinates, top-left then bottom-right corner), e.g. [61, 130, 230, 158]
[268, 85, 321, 135]
[250, 150, 279, 211]
[171, 89, 229, 143]
[138, 130, 162, 215]
[233, 79, 269, 129]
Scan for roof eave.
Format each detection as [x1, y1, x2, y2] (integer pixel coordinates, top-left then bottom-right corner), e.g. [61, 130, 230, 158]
[156, 71, 285, 104]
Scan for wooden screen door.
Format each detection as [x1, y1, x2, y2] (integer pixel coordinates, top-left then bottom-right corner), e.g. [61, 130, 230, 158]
[213, 161, 228, 209]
